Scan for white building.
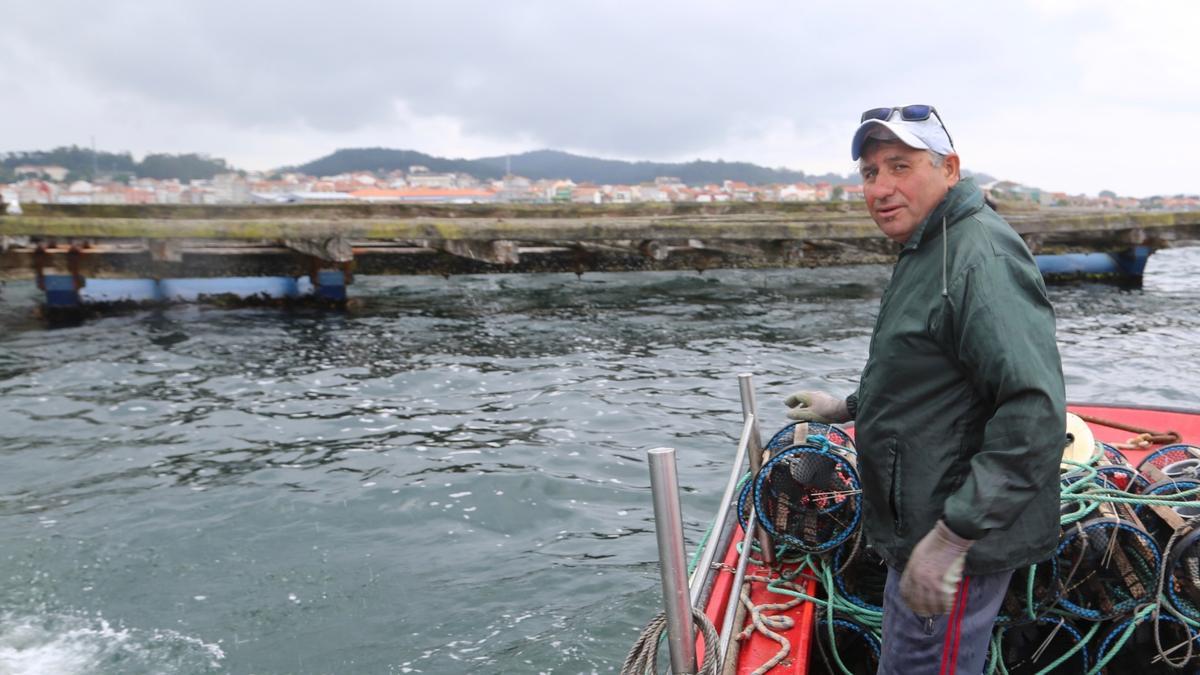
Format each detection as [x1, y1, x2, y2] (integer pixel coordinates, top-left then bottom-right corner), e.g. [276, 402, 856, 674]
[14, 165, 69, 181]
[407, 165, 458, 189]
[779, 183, 818, 202]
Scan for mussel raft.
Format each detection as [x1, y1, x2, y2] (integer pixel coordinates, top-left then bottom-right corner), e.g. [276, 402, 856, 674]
[625, 403, 1200, 675]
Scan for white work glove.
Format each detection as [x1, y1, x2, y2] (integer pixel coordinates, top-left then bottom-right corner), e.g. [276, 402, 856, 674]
[783, 391, 851, 423]
[899, 520, 975, 616]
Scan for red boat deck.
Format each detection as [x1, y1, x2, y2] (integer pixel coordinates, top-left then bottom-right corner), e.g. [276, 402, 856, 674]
[699, 403, 1200, 674]
[700, 529, 816, 674]
[1067, 403, 1200, 467]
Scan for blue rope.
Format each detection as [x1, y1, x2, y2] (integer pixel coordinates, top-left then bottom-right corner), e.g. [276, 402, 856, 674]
[752, 442, 862, 554]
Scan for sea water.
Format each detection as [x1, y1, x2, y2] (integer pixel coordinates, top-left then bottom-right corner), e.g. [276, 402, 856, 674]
[1, 247, 1198, 674]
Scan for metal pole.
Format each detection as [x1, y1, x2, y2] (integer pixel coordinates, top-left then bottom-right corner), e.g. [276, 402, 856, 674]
[737, 372, 759, 421]
[689, 415, 755, 608]
[647, 447, 697, 675]
[737, 373, 775, 565]
[719, 506, 758, 667]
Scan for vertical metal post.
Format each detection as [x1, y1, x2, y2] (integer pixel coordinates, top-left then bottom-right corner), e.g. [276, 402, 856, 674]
[719, 503, 757, 668]
[737, 372, 758, 421]
[689, 415, 755, 608]
[647, 447, 697, 675]
[737, 373, 775, 565]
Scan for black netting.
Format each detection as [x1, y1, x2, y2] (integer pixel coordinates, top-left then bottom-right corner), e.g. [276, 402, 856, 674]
[1084, 444, 1148, 493]
[765, 422, 855, 455]
[1135, 479, 1200, 546]
[999, 618, 1089, 674]
[1167, 525, 1200, 621]
[832, 541, 886, 612]
[1097, 615, 1200, 673]
[1055, 511, 1161, 621]
[1138, 444, 1200, 474]
[810, 618, 880, 675]
[753, 445, 861, 554]
[996, 561, 1062, 627]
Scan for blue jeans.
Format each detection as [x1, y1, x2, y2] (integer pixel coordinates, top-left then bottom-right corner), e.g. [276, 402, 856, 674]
[877, 565, 1012, 675]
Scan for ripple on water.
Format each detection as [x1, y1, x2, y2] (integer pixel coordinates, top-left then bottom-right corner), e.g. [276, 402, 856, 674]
[0, 251, 1198, 673]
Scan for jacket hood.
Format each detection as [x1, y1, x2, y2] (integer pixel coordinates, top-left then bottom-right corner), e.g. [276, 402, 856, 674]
[902, 177, 986, 253]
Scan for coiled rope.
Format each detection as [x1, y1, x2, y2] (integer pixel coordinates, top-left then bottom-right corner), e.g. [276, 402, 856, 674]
[620, 607, 721, 675]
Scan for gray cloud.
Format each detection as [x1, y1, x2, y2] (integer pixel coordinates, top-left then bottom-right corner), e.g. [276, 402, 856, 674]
[1, 1, 1194, 195]
[0, 2, 1077, 151]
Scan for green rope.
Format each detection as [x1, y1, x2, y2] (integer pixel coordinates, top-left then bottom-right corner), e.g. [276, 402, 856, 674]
[966, 460, 1200, 672]
[761, 554, 882, 675]
[669, 453, 1200, 674]
[1060, 493, 1200, 507]
[1087, 605, 1157, 675]
[986, 633, 1004, 675]
[1026, 565, 1038, 620]
[688, 516, 717, 576]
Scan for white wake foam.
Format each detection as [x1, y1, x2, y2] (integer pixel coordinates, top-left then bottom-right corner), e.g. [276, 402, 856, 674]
[0, 611, 224, 675]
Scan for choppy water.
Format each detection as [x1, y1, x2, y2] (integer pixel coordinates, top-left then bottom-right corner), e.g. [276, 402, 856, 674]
[1, 247, 1198, 674]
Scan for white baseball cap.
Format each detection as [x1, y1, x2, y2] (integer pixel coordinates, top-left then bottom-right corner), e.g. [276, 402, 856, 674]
[851, 105, 955, 160]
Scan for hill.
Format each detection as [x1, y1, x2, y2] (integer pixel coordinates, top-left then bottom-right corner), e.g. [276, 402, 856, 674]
[288, 148, 862, 186]
[3, 145, 999, 189]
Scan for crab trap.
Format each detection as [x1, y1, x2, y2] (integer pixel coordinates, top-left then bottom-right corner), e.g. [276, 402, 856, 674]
[749, 432, 862, 555]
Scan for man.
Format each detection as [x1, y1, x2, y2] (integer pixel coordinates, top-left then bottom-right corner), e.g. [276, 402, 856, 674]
[785, 105, 1065, 674]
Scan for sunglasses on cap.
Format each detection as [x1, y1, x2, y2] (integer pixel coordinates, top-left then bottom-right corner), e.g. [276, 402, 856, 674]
[860, 105, 954, 148]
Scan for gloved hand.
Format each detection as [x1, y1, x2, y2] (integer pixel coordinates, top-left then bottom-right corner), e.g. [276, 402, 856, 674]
[783, 391, 851, 423]
[899, 520, 975, 616]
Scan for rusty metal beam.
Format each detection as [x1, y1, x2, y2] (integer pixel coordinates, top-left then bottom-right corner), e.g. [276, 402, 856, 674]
[0, 238, 902, 279]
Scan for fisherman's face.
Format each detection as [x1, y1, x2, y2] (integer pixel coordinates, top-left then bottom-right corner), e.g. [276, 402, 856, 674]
[860, 142, 959, 244]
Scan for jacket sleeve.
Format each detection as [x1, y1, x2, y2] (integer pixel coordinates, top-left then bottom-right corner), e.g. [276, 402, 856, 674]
[940, 254, 1066, 540]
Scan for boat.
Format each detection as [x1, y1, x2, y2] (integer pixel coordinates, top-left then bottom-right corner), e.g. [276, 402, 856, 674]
[625, 386, 1200, 675]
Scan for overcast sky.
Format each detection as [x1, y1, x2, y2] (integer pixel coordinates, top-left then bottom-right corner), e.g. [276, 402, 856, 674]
[2, 1, 1196, 196]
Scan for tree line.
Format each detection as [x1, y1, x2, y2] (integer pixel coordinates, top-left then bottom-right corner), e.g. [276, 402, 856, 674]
[3, 145, 1004, 189]
[1, 146, 234, 183]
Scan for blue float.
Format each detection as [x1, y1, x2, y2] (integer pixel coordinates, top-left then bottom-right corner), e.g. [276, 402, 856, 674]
[314, 270, 347, 301]
[43, 274, 81, 308]
[79, 278, 164, 303]
[1034, 246, 1151, 280]
[42, 276, 325, 308]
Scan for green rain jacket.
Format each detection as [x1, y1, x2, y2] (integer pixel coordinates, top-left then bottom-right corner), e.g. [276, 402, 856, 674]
[851, 178, 1066, 575]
